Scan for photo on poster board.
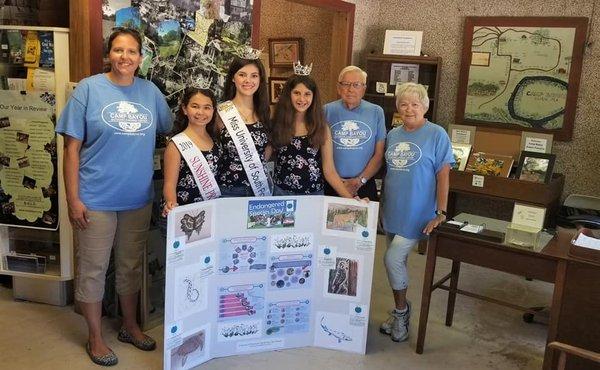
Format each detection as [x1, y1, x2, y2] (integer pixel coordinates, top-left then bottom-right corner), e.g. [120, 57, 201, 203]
[171, 203, 214, 245]
[451, 143, 472, 171]
[173, 257, 212, 321]
[465, 152, 514, 177]
[516, 151, 556, 184]
[168, 324, 210, 370]
[247, 199, 297, 229]
[314, 311, 364, 353]
[323, 253, 363, 302]
[265, 299, 311, 336]
[322, 200, 369, 237]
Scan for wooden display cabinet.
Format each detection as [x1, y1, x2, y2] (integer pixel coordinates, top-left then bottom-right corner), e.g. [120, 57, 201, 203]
[363, 54, 442, 130]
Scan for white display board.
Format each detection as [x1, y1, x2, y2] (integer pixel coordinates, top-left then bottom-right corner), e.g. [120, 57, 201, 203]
[164, 196, 379, 369]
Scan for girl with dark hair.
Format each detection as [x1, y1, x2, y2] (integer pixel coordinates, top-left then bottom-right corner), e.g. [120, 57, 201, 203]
[56, 27, 172, 366]
[271, 74, 353, 198]
[216, 55, 273, 197]
[162, 88, 221, 216]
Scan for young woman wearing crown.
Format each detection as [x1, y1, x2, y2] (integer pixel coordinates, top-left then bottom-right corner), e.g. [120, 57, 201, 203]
[216, 48, 273, 197]
[270, 62, 354, 198]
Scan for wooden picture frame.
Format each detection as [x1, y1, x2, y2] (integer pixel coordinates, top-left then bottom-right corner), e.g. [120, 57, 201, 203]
[465, 152, 514, 177]
[268, 38, 304, 68]
[455, 17, 589, 141]
[516, 151, 556, 184]
[268, 77, 287, 104]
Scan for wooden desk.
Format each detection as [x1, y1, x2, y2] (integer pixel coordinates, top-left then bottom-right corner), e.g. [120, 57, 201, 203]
[416, 226, 563, 354]
[416, 227, 600, 370]
[544, 231, 600, 370]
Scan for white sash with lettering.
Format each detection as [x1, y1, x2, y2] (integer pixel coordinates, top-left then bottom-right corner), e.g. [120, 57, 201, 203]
[172, 132, 221, 200]
[217, 100, 271, 196]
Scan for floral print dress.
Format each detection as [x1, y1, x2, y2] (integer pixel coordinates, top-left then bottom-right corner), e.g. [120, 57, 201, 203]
[175, 144, 221, 204]
[274, 136, 323, 194]
[218, 122, 269, 190]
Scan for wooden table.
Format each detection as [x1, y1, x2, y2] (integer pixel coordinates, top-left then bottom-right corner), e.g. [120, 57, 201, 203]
[415, 226, 564, 354]
[416, 227, 600, 370]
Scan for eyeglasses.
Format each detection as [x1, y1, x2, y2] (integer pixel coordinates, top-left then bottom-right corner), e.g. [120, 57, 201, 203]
[338, 81, 366, 89]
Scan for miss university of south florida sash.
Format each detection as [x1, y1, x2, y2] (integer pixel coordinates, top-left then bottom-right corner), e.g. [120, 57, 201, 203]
[171, 132, 221, 200]
[217, 101, 271, 196]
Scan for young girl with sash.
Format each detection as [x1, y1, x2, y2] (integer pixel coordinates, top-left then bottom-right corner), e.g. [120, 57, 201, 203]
[162, 88, 221, 216]
[271, 65, 354, 198]
[217, 55, 272, 197]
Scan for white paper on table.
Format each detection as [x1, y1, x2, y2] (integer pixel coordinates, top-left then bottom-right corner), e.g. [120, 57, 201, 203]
[573, 233, 600, 251]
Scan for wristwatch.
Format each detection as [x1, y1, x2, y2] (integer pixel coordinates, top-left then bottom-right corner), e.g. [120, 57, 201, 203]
[359, 177, 368, 185]
[435, 210, 447, 217]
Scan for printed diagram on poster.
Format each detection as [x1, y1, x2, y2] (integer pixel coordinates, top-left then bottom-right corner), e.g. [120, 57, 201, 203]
[164, 196, 378, 369]
[247, 199, 297, 229]
[171, 203, 214, 244]
[0, 91, 58, 230]
[219, 236, 267, 274]
[268, 253, 312, 290]
[168, 325, 210, 370]
[265, 299, 311, 336]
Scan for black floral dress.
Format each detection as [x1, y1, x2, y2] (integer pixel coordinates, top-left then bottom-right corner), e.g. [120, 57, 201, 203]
[218, 122, 269, 190]
[175, 144, 221, 205]
[274, 136, 323, 194]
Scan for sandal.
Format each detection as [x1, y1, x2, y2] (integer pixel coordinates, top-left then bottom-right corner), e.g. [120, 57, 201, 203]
[117, 328, 156, 351]
[86, 342, 118, 366]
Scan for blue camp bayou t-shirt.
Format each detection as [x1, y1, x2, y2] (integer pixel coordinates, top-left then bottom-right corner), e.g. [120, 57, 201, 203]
[56, 74, 172, 211]
[382, 121, 454, 240]
[324, 99, 386, 178]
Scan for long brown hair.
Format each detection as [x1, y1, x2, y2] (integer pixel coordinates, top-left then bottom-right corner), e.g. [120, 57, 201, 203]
[223, 57, 270, 128]
[171, 88, 217, 138]
[271, 75, 326, 149]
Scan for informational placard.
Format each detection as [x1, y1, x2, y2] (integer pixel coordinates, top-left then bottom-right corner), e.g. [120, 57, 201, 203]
[164, 196, 379, 369]
[0, 90, 58, 230]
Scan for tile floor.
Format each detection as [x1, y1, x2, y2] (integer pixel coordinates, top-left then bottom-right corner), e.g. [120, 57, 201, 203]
[0, 235, 553, 369]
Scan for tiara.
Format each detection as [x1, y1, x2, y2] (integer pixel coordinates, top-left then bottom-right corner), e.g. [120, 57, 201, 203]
[293, 61, 313, 76]
[189, 75, 213, 90]
[236, 45, 262, 60]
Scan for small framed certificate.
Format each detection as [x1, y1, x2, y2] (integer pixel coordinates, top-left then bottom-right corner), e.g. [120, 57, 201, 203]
[383, 30, 423, 56]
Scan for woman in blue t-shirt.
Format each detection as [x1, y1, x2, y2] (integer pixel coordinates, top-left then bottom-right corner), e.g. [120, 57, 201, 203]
[56, 28, 172, 366]
[379, 83, 454, 343]
[270, 74, 353, 198]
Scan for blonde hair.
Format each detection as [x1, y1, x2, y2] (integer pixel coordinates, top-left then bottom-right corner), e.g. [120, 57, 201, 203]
[338, 66, 367, 83]
[395, 82, 429, 110]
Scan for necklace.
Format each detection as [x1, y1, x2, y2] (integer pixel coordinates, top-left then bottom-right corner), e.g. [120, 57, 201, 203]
[240, 109, 255, 124]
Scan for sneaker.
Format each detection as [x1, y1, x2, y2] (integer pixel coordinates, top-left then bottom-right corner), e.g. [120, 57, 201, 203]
[391, 304, 410, 342]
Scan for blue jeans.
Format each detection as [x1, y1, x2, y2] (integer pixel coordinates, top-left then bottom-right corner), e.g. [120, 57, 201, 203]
[273, 185, 324, 196]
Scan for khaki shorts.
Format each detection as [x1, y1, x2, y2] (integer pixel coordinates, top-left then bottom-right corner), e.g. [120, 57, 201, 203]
[75, 203, 152, 303]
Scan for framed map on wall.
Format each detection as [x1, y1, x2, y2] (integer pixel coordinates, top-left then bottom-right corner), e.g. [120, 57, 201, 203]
[455, 17, 589, 141]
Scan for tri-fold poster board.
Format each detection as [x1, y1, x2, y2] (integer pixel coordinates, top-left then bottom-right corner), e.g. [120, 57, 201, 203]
[164, 196, 379, 369]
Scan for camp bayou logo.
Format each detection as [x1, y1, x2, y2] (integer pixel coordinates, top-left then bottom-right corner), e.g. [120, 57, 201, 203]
[386, 141, 421, 169]
[101, 101, 153, 133]
[331, 120, 372, 148]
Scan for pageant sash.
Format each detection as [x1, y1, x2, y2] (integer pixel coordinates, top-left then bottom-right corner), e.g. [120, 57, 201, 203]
[217, 100, 271, 196]
[172, 132, 221, 200]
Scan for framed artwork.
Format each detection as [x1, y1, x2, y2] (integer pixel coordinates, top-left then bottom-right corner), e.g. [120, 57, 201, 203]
[268, 77, 287, 104]
[455, 17, 589, 141]
[451, 143, 472, 171]
[516, 151, 556, 184]
[268, 38, 304, 68]
[465, 152, 514, 177]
